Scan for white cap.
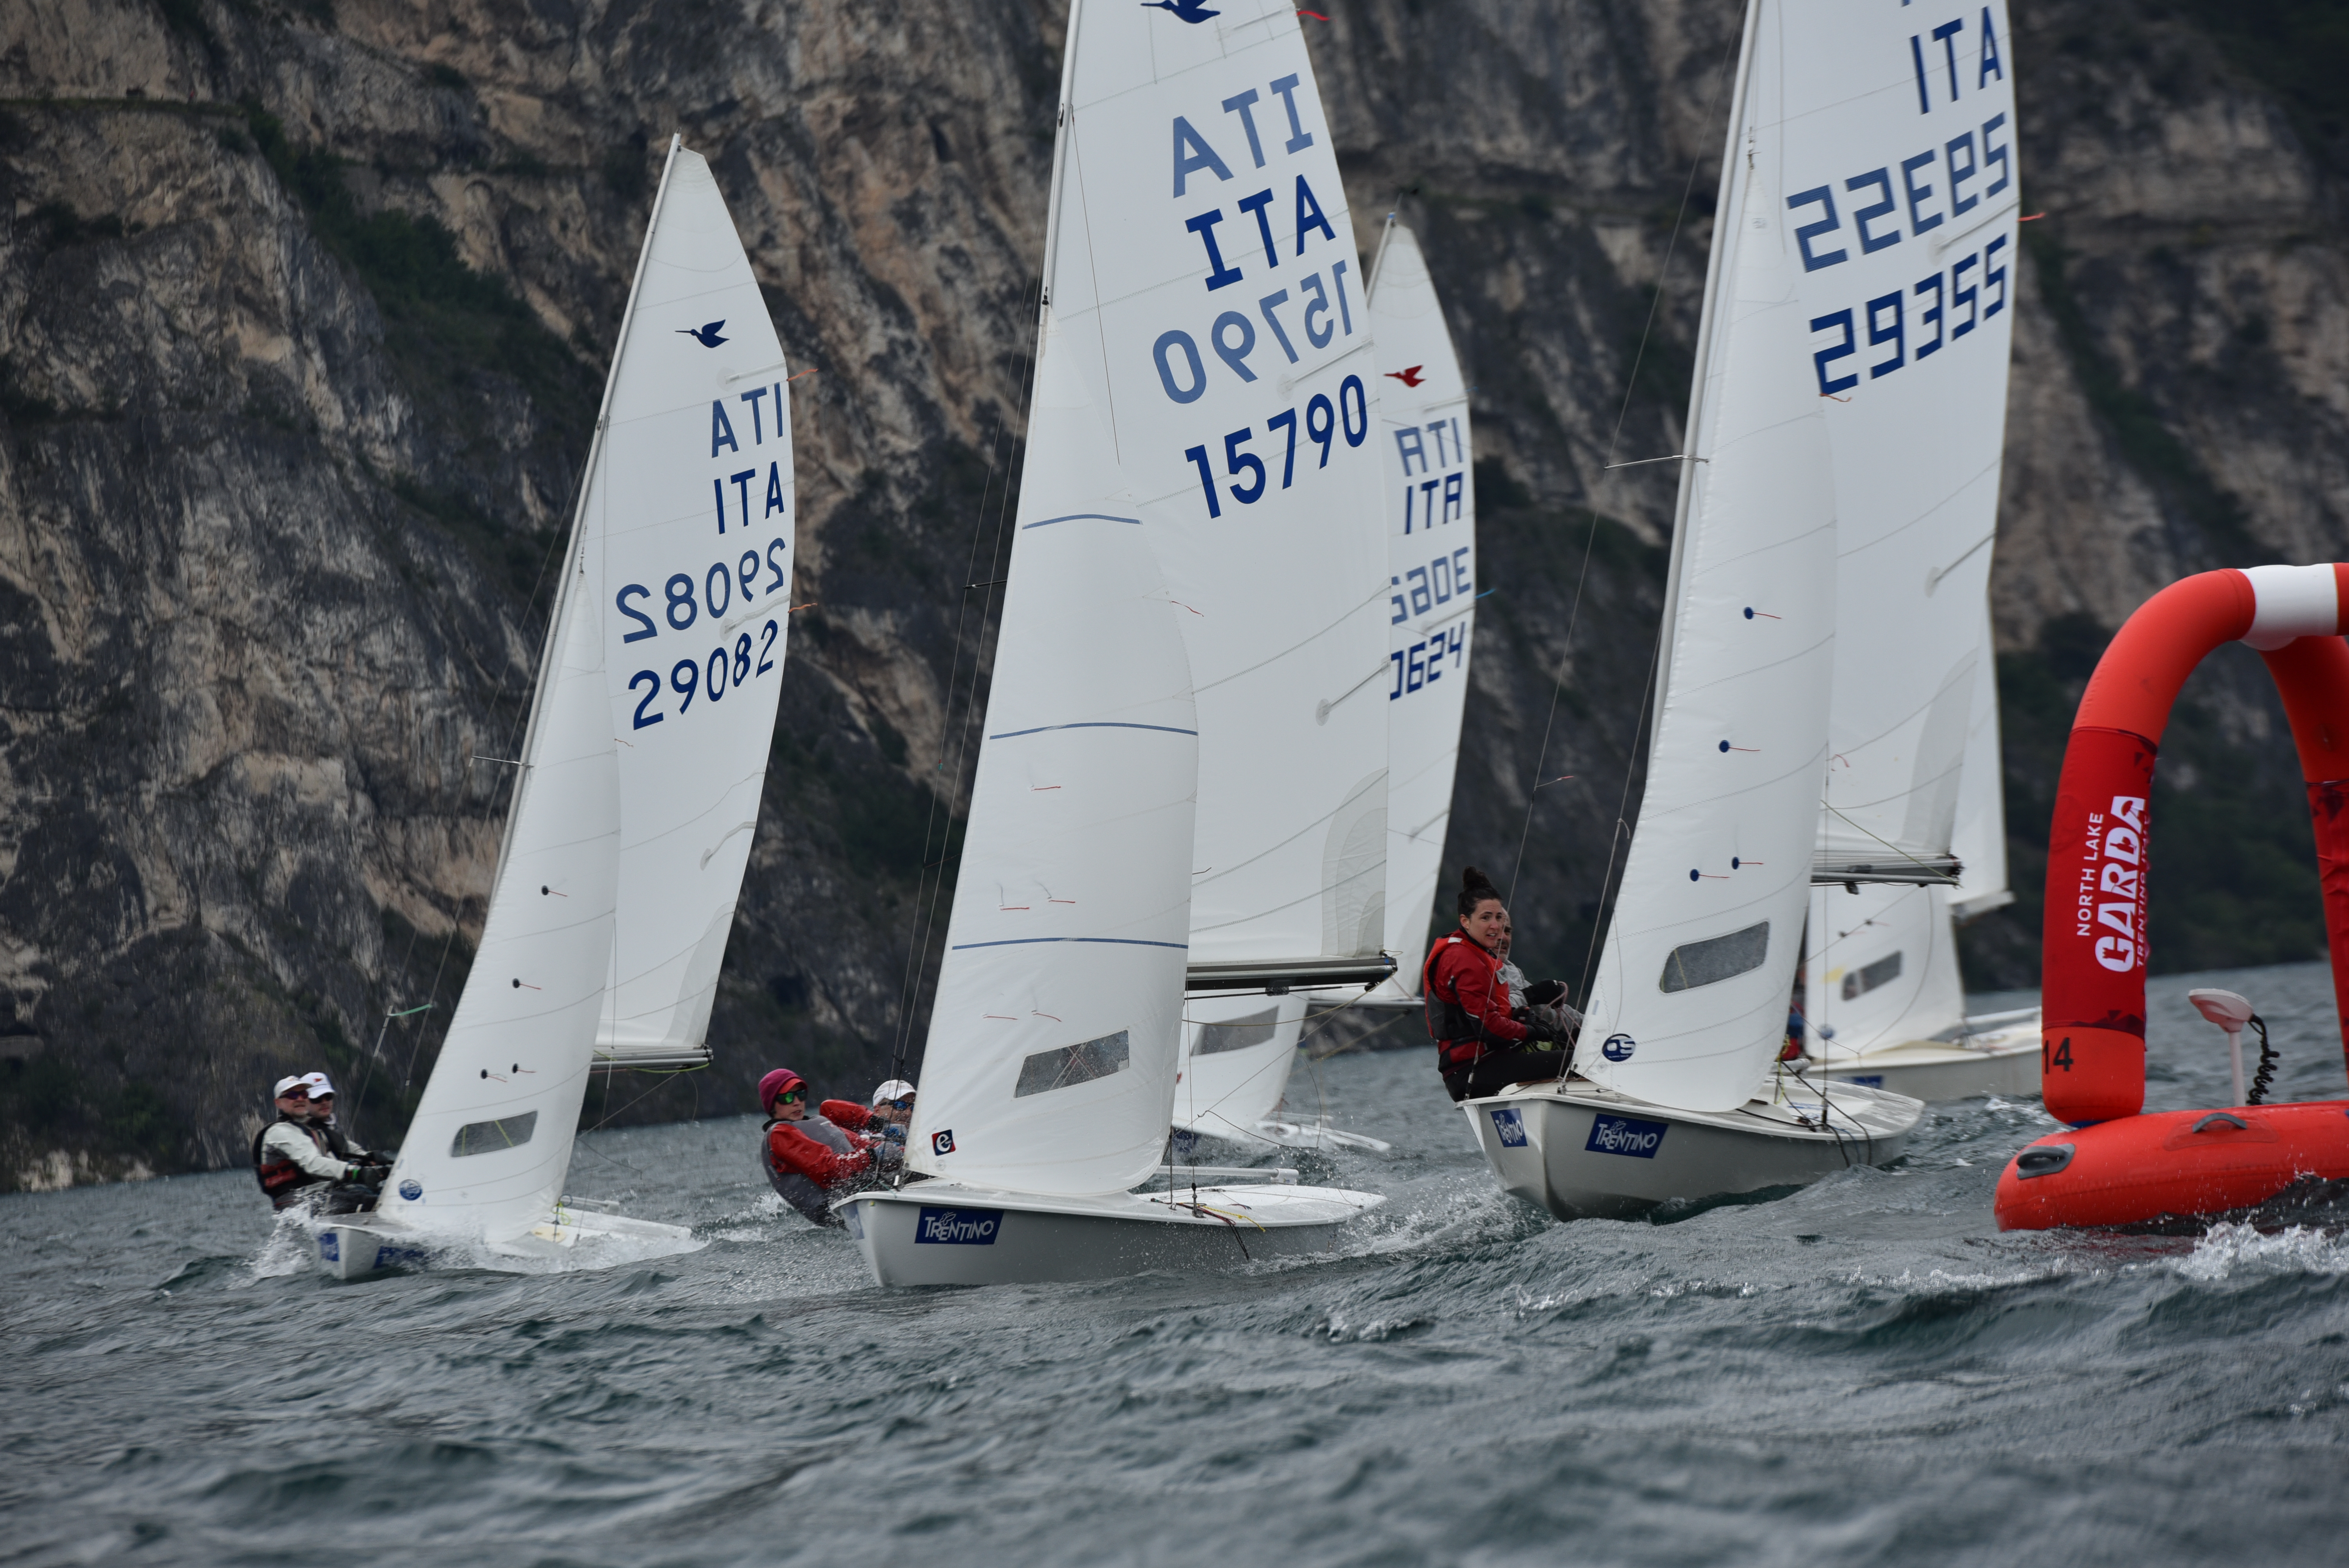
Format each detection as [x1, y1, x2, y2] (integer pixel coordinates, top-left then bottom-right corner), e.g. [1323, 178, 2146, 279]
[871, 1079, 916, 1105]
[299, 1071, 336, 1098]
[274, 1075, 309, 1098]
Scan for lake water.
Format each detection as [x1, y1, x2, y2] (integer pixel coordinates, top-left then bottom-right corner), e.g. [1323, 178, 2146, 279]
[6, 961, 2347, 1566]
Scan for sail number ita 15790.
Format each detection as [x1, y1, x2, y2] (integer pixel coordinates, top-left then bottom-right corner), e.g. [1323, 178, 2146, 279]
[1183, 377, 1367, 519]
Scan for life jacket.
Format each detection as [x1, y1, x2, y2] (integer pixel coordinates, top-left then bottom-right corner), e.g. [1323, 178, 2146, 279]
[1423, 934, 1523, 1071]
[251, 1116, 332, 1210]
[762, 1113, 862, 1226]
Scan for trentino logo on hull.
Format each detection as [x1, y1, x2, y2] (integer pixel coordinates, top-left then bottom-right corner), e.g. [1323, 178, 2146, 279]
[914, 1206, 1004, 1245]
[1586, 1114, 1667, 1159]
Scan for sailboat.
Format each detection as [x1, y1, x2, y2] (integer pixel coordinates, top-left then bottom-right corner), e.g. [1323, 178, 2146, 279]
[1168, 217, 1460, 1158]
[837, 0, 1385, 1285]
[1801, 599, 2042, 1098]
[1464, 0, 2025, 1218]
[316, 139, 798, 1277]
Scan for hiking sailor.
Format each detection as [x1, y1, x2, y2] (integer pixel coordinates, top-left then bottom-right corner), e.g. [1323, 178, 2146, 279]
[818, 1079, 915, 1148]
[252, 1075, 389, 1213]
[297, 1072, 389, 1165]
[759, 1068, 901, 1226]
[1426, 867, 1576, 1103]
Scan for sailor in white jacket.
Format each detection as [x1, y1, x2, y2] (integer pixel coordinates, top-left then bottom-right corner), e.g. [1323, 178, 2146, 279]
[252, 1076, 384, 1211]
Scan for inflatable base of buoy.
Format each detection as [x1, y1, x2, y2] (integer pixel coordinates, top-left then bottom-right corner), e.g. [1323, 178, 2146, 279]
[1995, 1101, 2349, 1230]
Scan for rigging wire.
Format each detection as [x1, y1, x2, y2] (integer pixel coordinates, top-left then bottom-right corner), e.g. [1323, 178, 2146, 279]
[1502, 27, 1745, 992]
[886, 271, 1048, 1086]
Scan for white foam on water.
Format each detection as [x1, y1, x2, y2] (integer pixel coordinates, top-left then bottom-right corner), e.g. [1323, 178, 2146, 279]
[2167, 1222, 2349, 1281]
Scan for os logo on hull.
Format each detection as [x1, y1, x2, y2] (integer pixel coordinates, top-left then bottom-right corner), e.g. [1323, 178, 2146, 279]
[1601, 1033, 1637, 1062]
[1586, 1114, 1668, 1159]
[914, 1206, 1003, 1245]
[1490, 1107, 1527, 1148]
[398, 1179, 423, 1202]
[318, 1233, 340, 1262]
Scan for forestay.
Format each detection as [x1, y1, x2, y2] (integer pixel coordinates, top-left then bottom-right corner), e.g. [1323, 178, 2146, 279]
[1579, 2, 1840, 1117]
[1365, 219, 1475, 1001]
[1039, 0, 1392, 976]
[905, 315, 1199, 1196]
[595, 146, 797, 1069]
[1798, 0, 2020, 884]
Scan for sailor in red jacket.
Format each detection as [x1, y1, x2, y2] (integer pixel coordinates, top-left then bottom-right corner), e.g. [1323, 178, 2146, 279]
[1426, 867, 1574, 1102]
[759, 1068, 899, 1226]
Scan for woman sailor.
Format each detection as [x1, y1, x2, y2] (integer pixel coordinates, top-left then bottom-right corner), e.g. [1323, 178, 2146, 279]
[757, 1068, 902, 1226]
[1424, 868, 1576, 1102]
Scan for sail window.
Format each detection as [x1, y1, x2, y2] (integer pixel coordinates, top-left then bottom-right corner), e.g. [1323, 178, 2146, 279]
[449, 1110, 539, 1158]
[1842, 952, 1903, 1001]
[1195, 1010, 1280, 1057]
[1014, 1031, 1132, 1097]
[1658, 922, 1771, 993]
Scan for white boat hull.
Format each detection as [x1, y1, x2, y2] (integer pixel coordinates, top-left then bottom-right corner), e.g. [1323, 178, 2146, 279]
[312, 1203, 695, 1281]
[835, 1181, 1384, 1287]
[1812, 1008, 2042, 1101]
[1463, 1076, 1923, 1221]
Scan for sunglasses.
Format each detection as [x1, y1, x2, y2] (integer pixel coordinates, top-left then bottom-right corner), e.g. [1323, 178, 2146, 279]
[774, 1089, 805, 1104]
[279, 1089, 310, 1100]
[885, 1098, 915, 1110]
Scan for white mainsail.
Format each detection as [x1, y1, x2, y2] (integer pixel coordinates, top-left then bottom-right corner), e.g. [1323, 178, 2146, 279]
[597, 150, 797, 1069]
[382, 141, 787, 1239]
[1576, 3, 1840, 1117]
[1363, 218, 1474, 1003]
[905, 317, 1198, 1195]
[1802, 0, 2021, 884]
[1019, 0, 1390, 984]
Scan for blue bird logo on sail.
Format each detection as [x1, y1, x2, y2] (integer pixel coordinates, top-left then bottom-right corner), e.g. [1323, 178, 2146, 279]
[677, 320, 729, 347]
[1142, 0, 1221, 21]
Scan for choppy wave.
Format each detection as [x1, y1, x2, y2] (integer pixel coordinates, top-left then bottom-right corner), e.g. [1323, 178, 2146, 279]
[7, 965, 2349, 1565]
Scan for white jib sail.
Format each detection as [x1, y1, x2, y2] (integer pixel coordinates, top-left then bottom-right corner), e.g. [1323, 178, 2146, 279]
[1577, 2, 1840, 1117]
[596, 146, 797, 1069]
[1798, 0, 2020, 880]
[1364, 217, 1474, 1001]
[1172, 989, 1307, 1140]
[905, 312, 1200, 1196]
[1802, 882, 1965, 1054]
[1801, 592, 2009, 1053]
[1037, 0, 1392, 974]
[1948, 589, 2010, 920]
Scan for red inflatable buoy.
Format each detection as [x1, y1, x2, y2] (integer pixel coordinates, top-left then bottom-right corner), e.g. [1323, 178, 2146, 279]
[1995, 1101, 2349, 1229]
[1998, 563, 2349, 1230]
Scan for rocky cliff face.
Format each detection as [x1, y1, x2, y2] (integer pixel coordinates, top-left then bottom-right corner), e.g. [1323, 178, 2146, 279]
[2, 0, 2342, 1187]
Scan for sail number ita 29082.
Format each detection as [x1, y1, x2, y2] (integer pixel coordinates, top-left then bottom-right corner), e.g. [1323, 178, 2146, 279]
[615, 542, 788, 730]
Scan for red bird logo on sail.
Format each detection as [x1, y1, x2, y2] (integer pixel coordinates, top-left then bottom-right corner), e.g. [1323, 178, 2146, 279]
[1386, 366, 1427, 388]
